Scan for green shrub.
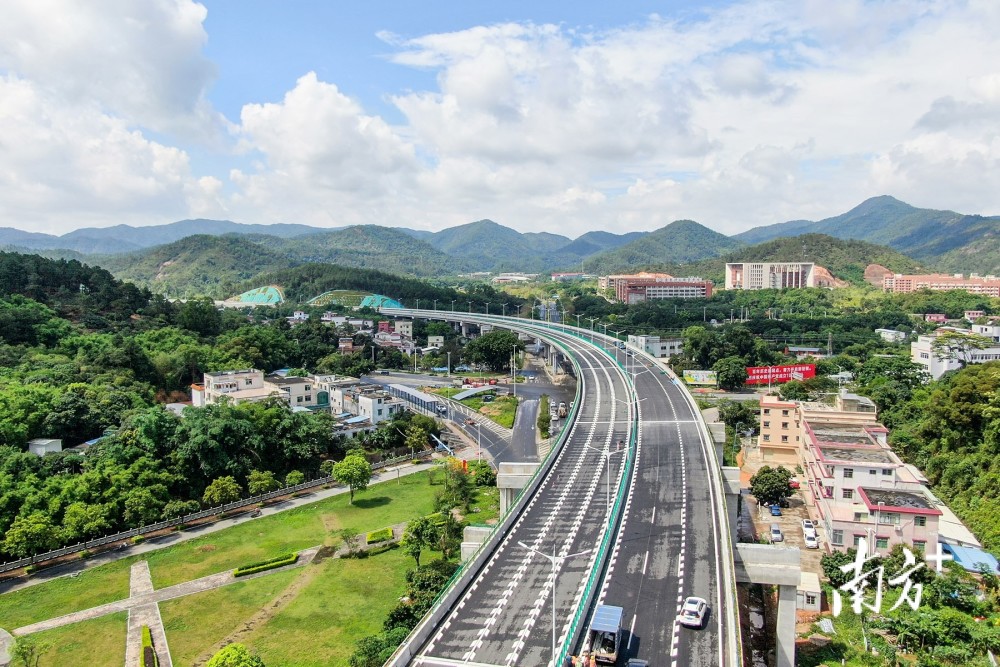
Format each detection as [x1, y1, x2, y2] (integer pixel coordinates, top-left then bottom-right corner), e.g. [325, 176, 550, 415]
[233, 552, 299, 577]
[132, 535, 146, 545]
[366, 543, 398, 557]
[79, 549, 93, 559]
[141, 625, 158, 667]
[24, 565, 37, 575]
[366, 527, 394, 544]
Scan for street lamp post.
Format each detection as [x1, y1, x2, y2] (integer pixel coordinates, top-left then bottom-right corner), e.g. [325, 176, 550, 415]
[468, 301, 473, 313]
[451, 300, 456, 311]
[447, 351, 451, 378]
[517, 542, 592, 665]
[583, 441, 626, 509]
[433, 299, 438, 310]
[485, 302, 490, 315]
[501, 303, 508, 317]
[575, 313, 582, 329]
[587, 317, 598, 342]
[610, 329, 624, 365]
[416, 299, 420, 310]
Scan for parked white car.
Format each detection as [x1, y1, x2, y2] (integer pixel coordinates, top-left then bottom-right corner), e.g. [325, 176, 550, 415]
[804, 533, 820, 549]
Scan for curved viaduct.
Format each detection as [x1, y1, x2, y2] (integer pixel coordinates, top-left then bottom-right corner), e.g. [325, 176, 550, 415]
[381, 310, 739, 667]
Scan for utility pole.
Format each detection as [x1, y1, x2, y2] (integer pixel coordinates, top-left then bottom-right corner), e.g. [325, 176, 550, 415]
[827, 332, 833, 358]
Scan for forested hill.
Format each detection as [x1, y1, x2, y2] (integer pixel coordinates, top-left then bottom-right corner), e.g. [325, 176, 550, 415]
[246, 263, 522, 310]
[660, 234, 928, 285]
[0, 251, 152, 324]
[581, 219, 743, 272]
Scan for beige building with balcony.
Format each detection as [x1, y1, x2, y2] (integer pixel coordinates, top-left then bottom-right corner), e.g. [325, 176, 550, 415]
[757, 390, 945, 555]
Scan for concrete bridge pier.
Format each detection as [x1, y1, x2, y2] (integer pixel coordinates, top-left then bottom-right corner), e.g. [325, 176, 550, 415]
[497, 462, 539, 515]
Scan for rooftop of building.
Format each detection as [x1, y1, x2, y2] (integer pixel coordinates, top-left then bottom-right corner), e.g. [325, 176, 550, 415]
[818, 444, 894, 463]
[265, 374, 311, 386]
[205, 368, 259, 378]
[860, 488, 942, 514]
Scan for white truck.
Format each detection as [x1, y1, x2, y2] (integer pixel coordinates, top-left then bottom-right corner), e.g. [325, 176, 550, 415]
[584, 604, 623, 665]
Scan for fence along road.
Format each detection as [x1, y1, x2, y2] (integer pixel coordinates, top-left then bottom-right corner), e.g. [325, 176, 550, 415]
[383, 310, 636, 667]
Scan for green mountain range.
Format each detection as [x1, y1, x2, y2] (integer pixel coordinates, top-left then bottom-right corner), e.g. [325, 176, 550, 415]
[684, 234, 927, 285]
[582, 220, 743, 273]
[5, 195, 999, 297]
[736, 195, 1000, 274]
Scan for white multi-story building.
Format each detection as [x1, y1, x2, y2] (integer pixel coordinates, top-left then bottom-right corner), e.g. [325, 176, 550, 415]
[911, 325, 1000, 379]
[875, 328, 907, 343]
[626, 335, 684, 358]
[394, 320, 413, 337]
[193, 369, 275, 406]
[725, 262, 815, 290]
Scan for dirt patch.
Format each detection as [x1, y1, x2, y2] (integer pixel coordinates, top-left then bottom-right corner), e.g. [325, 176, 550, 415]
[319, 512, 341, 531]
[197, 545, 217, 553]
[191, 564, 320, 666]
[311, 545, 340, 563]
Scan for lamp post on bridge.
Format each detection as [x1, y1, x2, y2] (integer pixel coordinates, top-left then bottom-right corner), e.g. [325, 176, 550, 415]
[583, 440, 626, 509]
[501, 303, 508, 317]
[586, 317, 598, 342]
[516, 541, 592, 666]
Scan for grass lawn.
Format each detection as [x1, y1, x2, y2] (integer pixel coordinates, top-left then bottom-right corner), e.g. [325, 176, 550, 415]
[241, 548, 414, 667]
[146, 472, 437, 588]
[0, 473, 437, 628]
[464, 395, 518, 428]
[161, 568, 301, 666]
[468, 486, 501, 524]
[31, 611, 127, 667]
[0, 560, 133, 629]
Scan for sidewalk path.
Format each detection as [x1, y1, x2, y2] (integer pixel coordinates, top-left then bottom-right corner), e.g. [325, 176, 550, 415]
[13, 547, 321, 636]
[124, 562, 172, 667]
[0, 460, 434, 596]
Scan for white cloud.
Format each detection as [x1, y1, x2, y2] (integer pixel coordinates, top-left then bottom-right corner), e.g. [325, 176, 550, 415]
[0, 75, 219, 232]
[0, 0, 221, 139]
[3, 0, 1000, 239]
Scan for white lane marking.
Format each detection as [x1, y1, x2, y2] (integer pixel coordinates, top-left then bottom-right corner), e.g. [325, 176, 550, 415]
[628, 613, 637, 649]
[642, 550, 649, 576]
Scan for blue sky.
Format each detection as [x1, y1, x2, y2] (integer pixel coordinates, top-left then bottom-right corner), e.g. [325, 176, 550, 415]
[1, 1, 999, 237]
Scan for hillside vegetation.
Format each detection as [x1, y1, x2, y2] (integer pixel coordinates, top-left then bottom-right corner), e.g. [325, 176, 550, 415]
[582, 219, 743, 272]
[737, 195, 1000, 274]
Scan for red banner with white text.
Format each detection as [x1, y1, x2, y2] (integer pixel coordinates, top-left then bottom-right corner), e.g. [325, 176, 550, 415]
[745, 364, 816, 385]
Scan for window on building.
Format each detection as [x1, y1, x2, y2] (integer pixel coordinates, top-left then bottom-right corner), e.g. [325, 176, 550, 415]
[876, 537, 889, 549]
[245, 379, 253, 386]
[782, 410, 789, 416]
[296, 396, 303, 403]
[781, 422, 789, 429]
[831, 529, 844, 545]
[843, 489, 854, 500]
[869, 469, 877, 475]
[913, 541, 926, 553]
[377, 409, 383, 416]
[853, 534, 863, 547]
[305, 395, 312, 401]
[763, 408, 771, 415]
[854, 512, 867, 522]
[882, 469, 893, 476]
[763, 435, 771, 442]
[806, 594, 817, 605]
[305, 385, 311, 391]
[823, 486, 833, 498]
[781, 435, 789, 443]
[763, 421, 770, 428]
[844, 468, 854, 479]
[915, 516, 927, 527]
[879, 513, 900, 525]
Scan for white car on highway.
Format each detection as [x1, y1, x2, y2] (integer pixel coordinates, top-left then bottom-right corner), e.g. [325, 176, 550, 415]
[678, 596, 709, 629]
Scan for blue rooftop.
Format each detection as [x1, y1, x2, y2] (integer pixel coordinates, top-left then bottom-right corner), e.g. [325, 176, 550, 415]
[940, 542, 1000, 573]
[344, 416, 370, 425]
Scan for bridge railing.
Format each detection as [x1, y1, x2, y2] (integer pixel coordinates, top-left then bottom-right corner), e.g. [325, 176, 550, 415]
[383, 321, 584, 666]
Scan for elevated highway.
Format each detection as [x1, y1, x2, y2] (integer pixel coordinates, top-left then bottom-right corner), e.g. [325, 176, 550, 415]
[381, 310, 738, 667]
